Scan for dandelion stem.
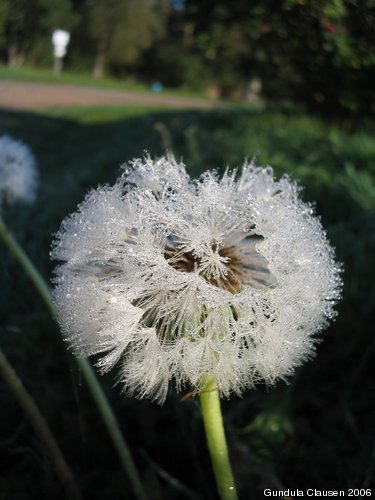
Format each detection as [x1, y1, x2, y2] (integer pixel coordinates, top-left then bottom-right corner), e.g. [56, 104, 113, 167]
[199, 376, 238, 500]
[0, 216, 148, 500]
[0, 348, 82, 500]
[0, 217, 52, 312]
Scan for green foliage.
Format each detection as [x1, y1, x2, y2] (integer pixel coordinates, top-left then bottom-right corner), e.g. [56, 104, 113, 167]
[88, 0, 168, 75]
[0, 105, 374, 498]
[148, 44, 213, 90]
[1, 0, 79, 67]
[2, 0, 42, 65]
[39, 0, 79, 32]
[0, 0, 9, 47]
[179, 0, 375, 112]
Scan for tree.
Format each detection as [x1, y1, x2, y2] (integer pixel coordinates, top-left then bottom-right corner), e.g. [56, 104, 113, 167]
[88, 0, 169, 78]
[30, 0, 80, 68]
[3, 0, 41, 66]
[176, 0, 375, 111]
[0, 0, 9, 49]
[39, 0, 79, 32]
[1, 0, 79, 67]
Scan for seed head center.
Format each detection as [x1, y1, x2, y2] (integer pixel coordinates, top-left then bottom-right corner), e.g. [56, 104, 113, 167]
[164, 240, 244, 294]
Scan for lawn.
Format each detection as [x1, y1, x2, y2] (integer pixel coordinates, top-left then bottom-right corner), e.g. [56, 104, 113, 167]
[0, 64, 215, 100]
[0, 104, 374, 499]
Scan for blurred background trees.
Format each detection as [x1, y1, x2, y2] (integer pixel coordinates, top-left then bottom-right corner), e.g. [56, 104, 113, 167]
[0, 0, 374, 114]
[87, 0, 168, 78]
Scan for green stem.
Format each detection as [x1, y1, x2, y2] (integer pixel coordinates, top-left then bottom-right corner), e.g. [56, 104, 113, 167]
[199, 376, 238, 500]
[0, 217, 52, 312]
[0, 348, 82, 500]
[0, 216, 147, 500]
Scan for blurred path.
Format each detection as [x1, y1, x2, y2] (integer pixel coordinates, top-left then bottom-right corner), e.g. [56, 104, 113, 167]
[0, 80, 216, 110]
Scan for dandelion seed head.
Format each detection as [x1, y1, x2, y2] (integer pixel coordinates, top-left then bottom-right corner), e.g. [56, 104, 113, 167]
[0, 135, 38, 205]
[52, 155, 342, 403]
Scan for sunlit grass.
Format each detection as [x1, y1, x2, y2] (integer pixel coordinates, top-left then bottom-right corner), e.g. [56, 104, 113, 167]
[0, 64, 216, 100]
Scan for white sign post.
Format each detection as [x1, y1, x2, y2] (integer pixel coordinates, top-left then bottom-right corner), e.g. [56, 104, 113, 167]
[52, 29, 70, 75]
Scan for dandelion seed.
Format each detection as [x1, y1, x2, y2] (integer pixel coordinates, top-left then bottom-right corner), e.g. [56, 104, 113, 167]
[0, 135, 38, 205]
[52, 155, 342, 403]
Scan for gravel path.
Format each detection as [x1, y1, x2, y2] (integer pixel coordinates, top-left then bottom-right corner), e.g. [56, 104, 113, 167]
[0, 80, 216, 111]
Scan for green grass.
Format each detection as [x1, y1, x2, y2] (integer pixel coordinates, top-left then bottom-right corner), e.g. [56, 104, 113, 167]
[0, 105, 374, 499]
[46, 105, 169, 123]
[0, 64, 216, 101]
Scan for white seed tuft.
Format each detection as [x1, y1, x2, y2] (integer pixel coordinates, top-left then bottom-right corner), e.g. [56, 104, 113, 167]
[52, 155, 342, 403]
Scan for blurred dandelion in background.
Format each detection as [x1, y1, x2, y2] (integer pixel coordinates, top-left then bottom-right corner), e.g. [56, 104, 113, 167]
[0, 134, 38, 206]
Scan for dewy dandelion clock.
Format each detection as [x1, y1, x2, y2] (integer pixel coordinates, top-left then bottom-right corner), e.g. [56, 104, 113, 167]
[52, 155, 342, 404]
